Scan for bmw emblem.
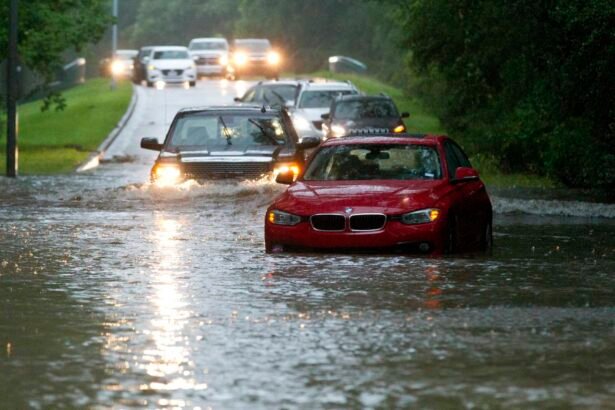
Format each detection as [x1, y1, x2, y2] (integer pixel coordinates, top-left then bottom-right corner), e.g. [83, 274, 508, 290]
[345, 207, 353, 214]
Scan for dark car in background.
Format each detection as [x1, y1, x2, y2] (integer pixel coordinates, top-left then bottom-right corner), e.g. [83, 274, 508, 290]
[234, 80, 302, 108]
[140, 105, 319, 184]
[229, 39, 281, 80]
[321, 94, 409, 139]
[132, 46, 154, 84]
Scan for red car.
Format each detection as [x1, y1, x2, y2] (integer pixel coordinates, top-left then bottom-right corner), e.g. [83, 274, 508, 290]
[265, 135, 492, 255]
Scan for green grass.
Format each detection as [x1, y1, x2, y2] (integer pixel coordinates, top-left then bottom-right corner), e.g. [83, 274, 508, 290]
[306, 71, 558, 189]
[0, 78, 132, 174]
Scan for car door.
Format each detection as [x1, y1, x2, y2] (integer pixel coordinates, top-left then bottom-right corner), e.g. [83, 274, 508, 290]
[444, 140, 486, 245]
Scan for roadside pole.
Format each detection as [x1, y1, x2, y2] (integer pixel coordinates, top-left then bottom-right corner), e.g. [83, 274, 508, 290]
[6, 0, 19, 177]
[110, 0, 118, 90]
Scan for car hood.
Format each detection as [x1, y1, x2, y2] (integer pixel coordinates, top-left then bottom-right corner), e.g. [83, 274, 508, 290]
[160, 145, 298, 161]
[295, 108, 330, 122]
[150, 59, 194, 69]
[274, 180, 448, 215]
[334, 117, 401, 130]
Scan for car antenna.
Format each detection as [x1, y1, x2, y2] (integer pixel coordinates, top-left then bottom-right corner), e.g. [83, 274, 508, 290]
[261, 105, 267, 113]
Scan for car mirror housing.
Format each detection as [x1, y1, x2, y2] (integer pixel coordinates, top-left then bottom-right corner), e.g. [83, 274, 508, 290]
[140, 137, 163, 151]
[401, 112, 410, 118]
[297, 136, 320, 150]
[321, 113, 330, 120]
[275, 170, 295, 185]
[453, 167, 479, 182]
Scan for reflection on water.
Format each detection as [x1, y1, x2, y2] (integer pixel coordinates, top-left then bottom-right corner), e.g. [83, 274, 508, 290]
[0, 169, 614, 408]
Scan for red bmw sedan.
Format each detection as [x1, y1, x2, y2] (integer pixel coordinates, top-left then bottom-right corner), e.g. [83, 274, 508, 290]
[264, 135, 493, 255]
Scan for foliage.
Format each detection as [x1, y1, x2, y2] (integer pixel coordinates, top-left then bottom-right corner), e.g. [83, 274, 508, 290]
[382, 0, 615, 187]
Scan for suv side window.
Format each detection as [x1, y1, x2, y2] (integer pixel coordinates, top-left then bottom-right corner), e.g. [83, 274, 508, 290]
[444, 141, 462, 178]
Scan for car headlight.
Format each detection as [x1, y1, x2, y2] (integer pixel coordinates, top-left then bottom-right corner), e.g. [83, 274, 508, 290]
[234, 52, 247, 66]
[154, 164, 181, 185]
[273, 163, 301, 180]
[147, 64, 157, 71]
[292, 115, 312, 131]
[268, 209, 301, 226]
[111, 60, 124, 76]
[267, 52, 281, 65]
[219, 55, 229, 65]
[401, 208, 440, 225]
[331, 125, 346, 138]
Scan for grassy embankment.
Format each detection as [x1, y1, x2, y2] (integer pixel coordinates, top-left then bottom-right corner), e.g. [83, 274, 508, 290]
[0, 78, 132, 174]
[310, 71, 556, 189]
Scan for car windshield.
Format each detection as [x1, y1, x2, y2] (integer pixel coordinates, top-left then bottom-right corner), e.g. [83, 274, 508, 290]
[168, 114, 290, 149]
[190, 42, 227, 51]
[303, 144, 442, 180]
[298, 90, 355, 109]
[234, 40, 271, 53]
[334, 99, 399, 120]
[153, 50, 190, 60]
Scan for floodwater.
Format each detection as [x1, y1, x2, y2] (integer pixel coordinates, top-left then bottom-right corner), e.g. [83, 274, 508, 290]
[1, 81, 614, 409]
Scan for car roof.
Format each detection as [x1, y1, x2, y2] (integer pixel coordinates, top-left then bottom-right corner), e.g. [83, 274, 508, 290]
[177, 105, 282, 115]
[321, 135, 444, 147]
[299, 81, 356, 91]
[151, 46, 189, 51]
[190, 37, 228, 43]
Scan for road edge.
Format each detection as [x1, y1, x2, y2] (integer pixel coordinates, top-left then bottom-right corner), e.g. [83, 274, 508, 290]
[76, 83, 139, 172]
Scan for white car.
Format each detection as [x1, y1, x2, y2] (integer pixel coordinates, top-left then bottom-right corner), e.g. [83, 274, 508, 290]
[290, 80, 359, 141]
[145, 46, 197, 87]
[188, 37, 229, 77]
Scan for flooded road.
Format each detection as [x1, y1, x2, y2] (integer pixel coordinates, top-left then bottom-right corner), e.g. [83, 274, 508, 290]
[1, 81, 614, 409]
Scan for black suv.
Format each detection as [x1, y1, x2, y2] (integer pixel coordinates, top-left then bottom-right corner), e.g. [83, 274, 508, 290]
[140, 105, 319, 183]
[321, 95, 409, 139]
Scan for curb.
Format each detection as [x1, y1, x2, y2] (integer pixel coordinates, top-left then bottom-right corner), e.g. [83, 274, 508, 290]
[76, 83, 139, 172]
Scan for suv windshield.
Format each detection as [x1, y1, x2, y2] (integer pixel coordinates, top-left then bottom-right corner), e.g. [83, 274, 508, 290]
[234, 40, 271, 53]
[168, 114, 290, 149]
[304, 144, 442, 180]
[153, 50, 190, 60]
[334, 99, 399, 120]
[298, 90, 355, 109]
[190, 42, 227, 51]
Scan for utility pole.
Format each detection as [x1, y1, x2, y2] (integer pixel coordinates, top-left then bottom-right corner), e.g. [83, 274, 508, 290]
[110, 0, 118, 90]
[6, 0, 19, 177]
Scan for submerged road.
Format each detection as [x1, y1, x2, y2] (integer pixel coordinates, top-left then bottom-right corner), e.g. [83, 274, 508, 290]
[1, 80, 614, 409]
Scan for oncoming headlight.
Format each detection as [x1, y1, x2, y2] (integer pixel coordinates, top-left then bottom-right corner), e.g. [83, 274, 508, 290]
[331, 125, 346, 138]
[292, 115, 312, 131]
[110, 60, 124, 76]
[154, 164, 181, 185]
[147, 64, 157, 71]
[234, 52, 247, 66]
[268, 210, 301, 226]
[401, 208, 440, 225]
[267, 52, 281, 65]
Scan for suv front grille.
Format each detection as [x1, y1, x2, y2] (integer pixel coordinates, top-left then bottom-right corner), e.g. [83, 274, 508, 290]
[162, 69, 184, 77]
[182, 162, 271, 179]
[349, 214, 386, 231]
[310, 214, 346, 231]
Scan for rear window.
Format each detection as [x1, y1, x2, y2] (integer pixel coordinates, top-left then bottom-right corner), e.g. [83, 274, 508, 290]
[153, 50, 190, 60]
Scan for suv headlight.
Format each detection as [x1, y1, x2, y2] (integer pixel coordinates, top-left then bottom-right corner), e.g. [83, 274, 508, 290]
[401, 208, 440, 225]
[148, 64, 157, 71]
[153, 164, 181, 186]
[292, 115, 312, 131]
[331, 125, 346, 138]
[268, 210, 301, 226]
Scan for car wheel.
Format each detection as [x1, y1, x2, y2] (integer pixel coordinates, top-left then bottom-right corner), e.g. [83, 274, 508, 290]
[480, 220, 493, 252]
[444, 215, 458, 255]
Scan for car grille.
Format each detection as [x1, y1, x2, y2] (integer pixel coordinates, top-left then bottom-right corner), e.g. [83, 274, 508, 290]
[349, 214, 386, 231]
[312, 121, 323, 130]
[182, 162, 271, 179]
[310, 214, 346, 231]
[197, 57, 219, 65]
[162, 69, 184, 77]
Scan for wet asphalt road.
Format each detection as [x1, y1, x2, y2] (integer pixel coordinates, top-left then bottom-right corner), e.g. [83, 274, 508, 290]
[1, 80, 614, 409]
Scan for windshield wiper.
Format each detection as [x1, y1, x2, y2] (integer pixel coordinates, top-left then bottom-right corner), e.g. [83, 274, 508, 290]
[248, 118, 282, 145]
[219, 116, 232, 145]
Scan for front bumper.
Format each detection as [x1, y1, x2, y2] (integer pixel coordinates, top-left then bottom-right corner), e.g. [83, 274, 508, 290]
[147, 69, 196, 83]
[196, 64, 226, 75]
[265, 218, 446, 254]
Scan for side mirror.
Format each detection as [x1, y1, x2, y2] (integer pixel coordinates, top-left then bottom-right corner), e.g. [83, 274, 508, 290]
[401, 112, 410, 118]
[297, 136, 320, 150]
[320, 113, 330, 120]
[234, 97, 242, 102]
[275, 170, 295, 185]
[141, 137, 163, 151]
[453, 167, 479, 183]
